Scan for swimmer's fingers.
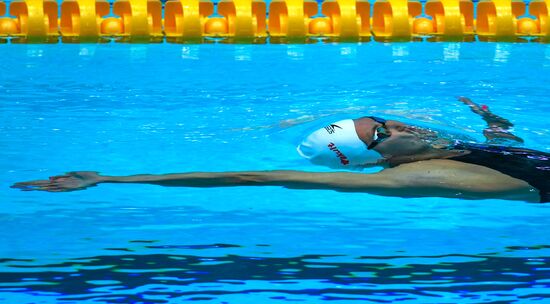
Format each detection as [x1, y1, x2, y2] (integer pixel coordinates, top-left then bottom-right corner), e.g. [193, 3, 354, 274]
[457, 96, 476, 106]
[11, 179, 53, 191]
[11, 181, 71, 192]
[11, 174, 94, 192]
[458, 96, 484, 112]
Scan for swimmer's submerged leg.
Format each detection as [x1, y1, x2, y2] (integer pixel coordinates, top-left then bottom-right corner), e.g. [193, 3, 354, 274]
[458, 97, 524, 143]
[11, 161, 539, 202]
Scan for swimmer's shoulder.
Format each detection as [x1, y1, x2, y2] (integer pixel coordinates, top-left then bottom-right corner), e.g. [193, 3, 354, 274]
[378, 159, 540, 202]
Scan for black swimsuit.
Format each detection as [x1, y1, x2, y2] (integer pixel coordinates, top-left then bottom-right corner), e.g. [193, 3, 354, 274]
[450, 142, 550, 203]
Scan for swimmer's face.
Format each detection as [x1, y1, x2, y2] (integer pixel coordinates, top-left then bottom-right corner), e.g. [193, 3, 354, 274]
[354, 117, 432, 158]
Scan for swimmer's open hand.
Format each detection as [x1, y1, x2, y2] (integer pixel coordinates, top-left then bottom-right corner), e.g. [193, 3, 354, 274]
[11, 171, 103, 192]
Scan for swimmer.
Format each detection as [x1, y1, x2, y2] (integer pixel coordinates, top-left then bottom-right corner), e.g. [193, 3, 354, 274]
[458, 97, 525, 144]
[12, 98, 550, 203]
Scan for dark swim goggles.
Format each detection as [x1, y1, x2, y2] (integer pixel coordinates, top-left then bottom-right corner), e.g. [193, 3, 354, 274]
[366, 116, 391, 150]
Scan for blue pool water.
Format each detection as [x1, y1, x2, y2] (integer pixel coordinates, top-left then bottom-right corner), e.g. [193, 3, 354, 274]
[1, 43, 550, 303]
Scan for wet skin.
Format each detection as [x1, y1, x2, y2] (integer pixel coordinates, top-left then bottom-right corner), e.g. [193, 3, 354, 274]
[11, 98, 543, 202]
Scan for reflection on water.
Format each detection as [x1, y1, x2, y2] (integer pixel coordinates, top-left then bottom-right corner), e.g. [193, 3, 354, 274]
[1, 245, 549, 303]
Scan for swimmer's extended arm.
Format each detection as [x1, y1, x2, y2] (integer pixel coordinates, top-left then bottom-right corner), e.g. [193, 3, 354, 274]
[11, 161, 536, 201]
[12, 170, 395, 193]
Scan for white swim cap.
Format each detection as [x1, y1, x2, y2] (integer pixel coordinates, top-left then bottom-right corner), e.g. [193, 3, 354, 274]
[297, 119, 384, 169]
